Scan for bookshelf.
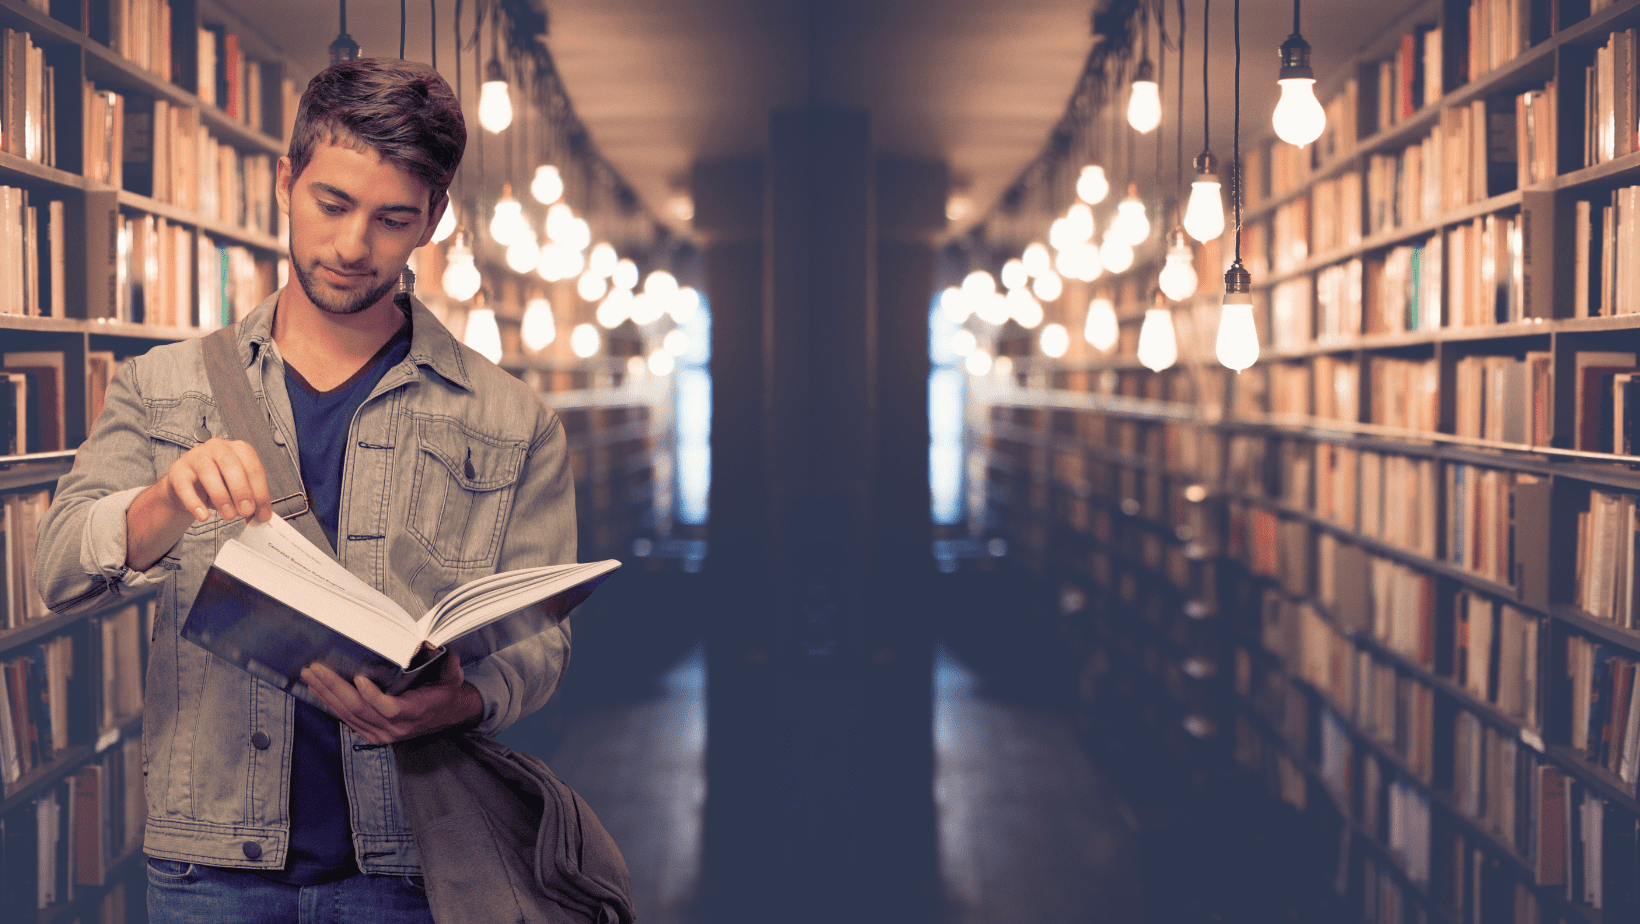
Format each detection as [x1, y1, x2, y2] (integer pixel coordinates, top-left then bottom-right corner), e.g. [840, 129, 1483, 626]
[977, 0, 1640, 921]
[0, 0, 295, 918]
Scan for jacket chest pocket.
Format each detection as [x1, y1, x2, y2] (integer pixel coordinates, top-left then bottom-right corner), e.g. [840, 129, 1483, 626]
[407, 416, 526, 568]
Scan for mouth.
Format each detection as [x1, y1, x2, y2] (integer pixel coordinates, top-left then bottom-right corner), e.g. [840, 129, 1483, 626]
[320, 266, 371, 285]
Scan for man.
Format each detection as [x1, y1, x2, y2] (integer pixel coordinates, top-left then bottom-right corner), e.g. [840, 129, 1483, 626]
[36, 59, 576, 921]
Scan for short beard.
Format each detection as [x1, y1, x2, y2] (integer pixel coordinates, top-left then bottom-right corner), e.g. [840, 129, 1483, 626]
[293, 260, 398, 316]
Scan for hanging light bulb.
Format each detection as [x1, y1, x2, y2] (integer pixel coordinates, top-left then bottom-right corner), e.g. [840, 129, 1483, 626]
[441, 234, 482, 301]
[1101, 237, 1135, 274]
[1077, 165, 1110, 204]
[670, 287, 703, 323]
[531, 164, 564, 204]
[1031, 271, 1064, 302]
[536, 242, 584, 282]
[597, 288, 634, 328]
[570, 323, 601, 358]
[648, 349, 676, 376]
[431, 201, 457, 244]
[961, 269, 997, 299]
[976, 290, 1010, 326]
[1137, 298, 1179, 372]
[664, 329, 691, 356]
[505, 231, 541, 274]
[463, 306, 503, 363]
[631, 289, 668, 326]
[479, 58, 513, 133]
[1111, 185, 1151, 246]
[1272, 3, 1326, 148]
[577, 271, 609, 302]
[1184, 153, 1226, 243]
[489, 185, 529, 246]
[328, 0, 359, 63]
[644, 270, 680, 299]
[1021, 243, 1052, 278]
[940, 286, 969, 323]
[1040, 323, 1070, 359]
[544, 203, 577, 243]
[1216, 260, 1260, 371]
[1006, 289, 1044, 328]
[521, 297, 556, 351]
[1157, 230, 1200, 301]
[1001, 259, 1029, 291]
[560, 216, 592, 251]
[951, 328, 978, 357]
[613, 259, 640, 291]
[589, 242, 618, 278]
[1127, 58, 1162, 133]
[1057, 242, 1104, 282]
[1084, 296, 1119, 351]
[965, 349, 993, 376]
[1065, 204, 1096, 243]
[1048, 217, 1078, 252]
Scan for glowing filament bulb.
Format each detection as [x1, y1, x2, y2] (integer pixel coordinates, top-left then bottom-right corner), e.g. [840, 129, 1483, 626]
[1084, 296, 1119, 351]
[1137, 306, 1178, 372]
[1127, 59, 1162, 134]
[1157, 232, 1199, 301]
[1077, 165, 1110, 204]
[531, 165, 564, 204]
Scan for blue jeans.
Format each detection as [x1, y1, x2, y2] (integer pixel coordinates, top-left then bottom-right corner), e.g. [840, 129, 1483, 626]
[146, 858, 435, 924]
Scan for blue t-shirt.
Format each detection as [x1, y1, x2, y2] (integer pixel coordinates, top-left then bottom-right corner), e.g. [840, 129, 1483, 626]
[262, 320, 412, 885]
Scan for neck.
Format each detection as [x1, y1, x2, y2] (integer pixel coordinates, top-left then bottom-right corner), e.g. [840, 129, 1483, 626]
[272, 284, 406, 363]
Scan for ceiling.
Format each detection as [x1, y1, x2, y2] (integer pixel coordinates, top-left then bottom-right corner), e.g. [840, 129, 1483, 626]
[215, 0, 1427, 241]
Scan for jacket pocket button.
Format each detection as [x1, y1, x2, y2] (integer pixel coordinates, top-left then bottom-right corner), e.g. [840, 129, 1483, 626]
[242, 841, 262, 860]
[250, 732, 271, 750]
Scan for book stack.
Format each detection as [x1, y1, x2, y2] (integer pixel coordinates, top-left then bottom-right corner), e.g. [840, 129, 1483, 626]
[107, 0, 173, 80]
[198, 23, 269, 131]
[1357, 451, 1437, 557]
[116, 212, 193, 328]
[1453, 352, 1551, 446]
[1364, 237, 1442, 334]
[1584, 26, 1638, 168]
[2, 489, 48, 622]
[0, 633, 73, 788]
[1364, 23, 1442, 135]
[1575, 488, 1640, 625]
[1445, 212, 1523, 327]
[1314, 259, 1363, 343]
[82, 85, 125, 188]
[1452, 590, 1540, 729]
[1310, 172, 1362, 257]
[1367, 135, 1440, 235]
[1366, 356, 1437, 433]
[1464, 0, 1529, 82]
[0, 185, 63, 319]
[1516, 81, 1556, 187]
[1445, 464, 1547, 588]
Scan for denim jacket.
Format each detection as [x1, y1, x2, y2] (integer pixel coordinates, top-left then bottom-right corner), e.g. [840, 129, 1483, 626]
[34, 291, 577, 874]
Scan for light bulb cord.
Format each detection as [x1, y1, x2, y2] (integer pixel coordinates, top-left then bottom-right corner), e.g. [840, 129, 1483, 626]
[339, 0, 347, 35]
[430, 0, 436, 68]
[1233, 0, 1241, 264]
[1176, 0, 1185, 200]
[400, 0, 406, 58]
[1293, 0, 1301, 36]
[1202, 0, 1210, 151]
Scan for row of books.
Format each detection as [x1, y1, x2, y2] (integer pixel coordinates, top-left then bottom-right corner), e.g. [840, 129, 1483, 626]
[1447, 463, 1545, 588]
[2, 27, 56, 165]
[1367, 356, 1438, 433]
[1584, 26, 1640, 168]
[1367, 25, 1443, 138]
[0, 184, 64, 319]
[1453, 352, 1551, 446]
[1365, 238, 1443, 335]
[84, 84, 125, 187]
[1575, 488, 1640, 626]
[1464, 0, 1531, 83]
[1573, 185, 1640, 321]
[1315, 258, 1363, 342]
[1448, 211, 1526, 328]
[1567, 634, 1640, 783]
[1453, 588, 1540, 730]
[1366, 133, 1440, 236]
[1313, 172, 1364, 258]
[0, 737, 144, 912]
[1268, 278, 1311, 352]
[1271, 196, 1311, 275]
[0, 632, 73, 786]
[197, 24, 285, 136]
[117, 210, 192, 328]
[106, 0, 173, 81]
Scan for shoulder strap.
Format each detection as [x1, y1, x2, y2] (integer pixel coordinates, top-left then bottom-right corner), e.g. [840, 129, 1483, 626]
[200, 326, 338, 560]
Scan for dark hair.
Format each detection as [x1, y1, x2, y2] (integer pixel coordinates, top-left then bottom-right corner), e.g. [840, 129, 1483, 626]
[287, 58, 466, 204]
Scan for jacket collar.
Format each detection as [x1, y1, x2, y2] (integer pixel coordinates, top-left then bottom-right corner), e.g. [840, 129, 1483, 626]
[233, 288, 475, 392]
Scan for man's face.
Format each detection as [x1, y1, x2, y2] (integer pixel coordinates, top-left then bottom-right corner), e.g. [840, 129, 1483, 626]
[276, 140, 446, 316]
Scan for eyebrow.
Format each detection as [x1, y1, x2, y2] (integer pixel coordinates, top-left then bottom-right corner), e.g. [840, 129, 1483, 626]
[311, 182, 423, 216]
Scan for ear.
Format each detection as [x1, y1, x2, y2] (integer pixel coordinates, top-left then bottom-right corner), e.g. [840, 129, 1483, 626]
[418, 191, 449, 249]
[275, 156, 294, 216]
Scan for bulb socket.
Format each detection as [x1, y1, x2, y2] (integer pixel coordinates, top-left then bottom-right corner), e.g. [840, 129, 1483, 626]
[1223, 260, 1253, 295]
[1279, 33, 1314, 81]
[1193, 150, 1218, 176]
[1133, 57, 1156, 84]
[329, 33, 360, 64]
[485, 58, 506, 83]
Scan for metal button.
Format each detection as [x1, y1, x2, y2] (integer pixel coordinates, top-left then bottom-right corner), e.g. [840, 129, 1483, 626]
[250, 732, 270, 750]
[242, 841, 262, 860]
[194, 425, 211, 442]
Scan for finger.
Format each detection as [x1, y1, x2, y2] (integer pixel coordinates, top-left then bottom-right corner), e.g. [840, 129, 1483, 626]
[186, 450, 238, 521]
[353, 675, 404, 721]
[166, 468, 211, 522]
[226, 440, 273, 521]
[304, 666, 391, 742]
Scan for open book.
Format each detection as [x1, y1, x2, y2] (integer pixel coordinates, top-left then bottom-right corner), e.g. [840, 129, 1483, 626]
[182, 514, 618, 702]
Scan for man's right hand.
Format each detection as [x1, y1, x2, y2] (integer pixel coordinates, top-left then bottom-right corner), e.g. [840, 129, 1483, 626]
[126, 438, 273, 571]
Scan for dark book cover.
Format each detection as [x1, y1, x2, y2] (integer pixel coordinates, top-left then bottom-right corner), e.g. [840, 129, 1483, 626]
[1590, 645, 1617, 764]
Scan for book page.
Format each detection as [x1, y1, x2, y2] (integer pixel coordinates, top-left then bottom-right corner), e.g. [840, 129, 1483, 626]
[233, 516, 415, 630]
[425, 560, 620, 644]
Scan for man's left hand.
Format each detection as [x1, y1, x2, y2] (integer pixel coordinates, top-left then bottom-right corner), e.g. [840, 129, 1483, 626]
[301, 647, 483, 745]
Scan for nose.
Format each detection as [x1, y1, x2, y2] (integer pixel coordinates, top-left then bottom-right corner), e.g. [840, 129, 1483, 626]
[333, 212, 371, 267]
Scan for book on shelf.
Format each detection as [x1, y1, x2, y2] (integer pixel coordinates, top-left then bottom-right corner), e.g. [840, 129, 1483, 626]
[182, 514, 620, 704]
[1364, 237, 1442, 334]
[1445, 464, 1549, 592]
[1466, 0, 1530, 83]
[0, 184, 61, 319]
[1314, 259, 1363, 342]
[1517, 81, 1556, 187]
[85, 351, 118, 429]
[1574, 350, 1638, 451]
[1574, 487, 1640, 625]
[1268, 279, 1311, 352]
[1447, 212, 1532, 327]
[3, 488, 49, 628]
[1586, 26, 1639, 167]
[1453, 352, 1545, 446]
[1271, 196, 1310, 274]
[91, 604, 144, 734]
[1369, 556, 1436, 670]
[105, 0, 174, 80]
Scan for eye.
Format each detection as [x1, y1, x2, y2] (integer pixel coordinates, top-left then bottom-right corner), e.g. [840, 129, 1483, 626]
[318, 201, 345, 215]
[382, 217, 411, 230]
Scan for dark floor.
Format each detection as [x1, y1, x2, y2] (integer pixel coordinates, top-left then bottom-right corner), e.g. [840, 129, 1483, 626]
[496, 566, 1337, 924]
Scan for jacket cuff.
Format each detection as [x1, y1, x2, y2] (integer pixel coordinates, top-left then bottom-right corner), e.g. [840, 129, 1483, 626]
[462, 659, 509, 736]
[81, 486, 171, 592]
